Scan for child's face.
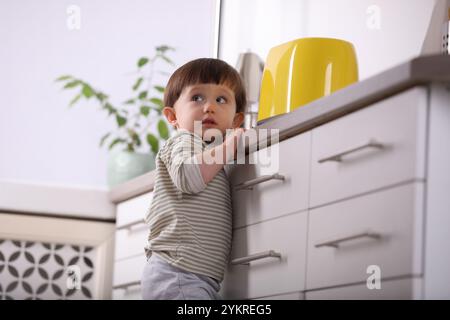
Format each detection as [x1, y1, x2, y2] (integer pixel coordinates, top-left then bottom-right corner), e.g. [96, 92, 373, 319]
[163, 83, 244, 139]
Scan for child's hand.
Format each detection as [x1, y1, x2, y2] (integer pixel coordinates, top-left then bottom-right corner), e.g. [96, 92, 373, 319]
[223, 128, 246, 162]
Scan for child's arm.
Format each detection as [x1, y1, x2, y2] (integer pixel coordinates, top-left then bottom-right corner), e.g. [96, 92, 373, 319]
[160, 128, 245, 194]
[194, 128, 245, 185]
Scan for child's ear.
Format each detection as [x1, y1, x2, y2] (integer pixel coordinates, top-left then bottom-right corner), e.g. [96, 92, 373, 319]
[162, 106, 178, 128]
[232, 112, 245, 128]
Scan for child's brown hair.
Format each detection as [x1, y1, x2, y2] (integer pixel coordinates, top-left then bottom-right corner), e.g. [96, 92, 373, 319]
[163, 58, 247, 113]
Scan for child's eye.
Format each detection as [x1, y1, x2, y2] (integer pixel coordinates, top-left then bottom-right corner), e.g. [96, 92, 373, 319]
[216, 96, 227, 104]
[192, 95, 204, 102]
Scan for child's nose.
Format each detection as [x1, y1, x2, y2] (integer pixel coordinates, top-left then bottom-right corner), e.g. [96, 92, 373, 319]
[203, 100, 217, 112]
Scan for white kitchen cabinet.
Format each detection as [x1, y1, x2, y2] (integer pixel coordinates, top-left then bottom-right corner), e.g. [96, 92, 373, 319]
[305, 278, 423, 300]
[113, 254, 147, 290]
[423, 84, 450, 299]
[112, 191, 153, 300]
[223, 83, 450, 300]
[114, 225, 149, 261]
[109, 80, 450, 299]
[114, 192, 153, 261]
[307, 182, 424, 290]
[253, 292, 304, 300]
[116, 192, 153, 229]
[221, 211, 307, 300]
[112, 284, 142, 300]
[229, 131, 311, 228]
[310, 87, 427, 208]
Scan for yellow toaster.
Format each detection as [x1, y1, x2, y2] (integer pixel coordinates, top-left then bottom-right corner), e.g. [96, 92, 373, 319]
[258, 37, 359, 122]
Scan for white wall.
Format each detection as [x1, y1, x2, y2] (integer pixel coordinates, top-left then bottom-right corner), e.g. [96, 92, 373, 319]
[219, 0, 307, 67]
[303, 0, 438, 79]
[0, 0, 216, 189]
[219, 0, 443, 80]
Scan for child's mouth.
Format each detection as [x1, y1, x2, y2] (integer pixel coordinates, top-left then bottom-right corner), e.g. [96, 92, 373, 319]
[202, 118, 217, 126]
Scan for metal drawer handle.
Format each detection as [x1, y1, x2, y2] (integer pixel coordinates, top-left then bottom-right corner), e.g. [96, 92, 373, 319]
[116, 218, 146, 231]
[231, 250, 282, 265]
[234, 173, 285, 191]
[318, 139, 385, 163]
[315, 230, 382, 249]
[113, 280, 140, 290]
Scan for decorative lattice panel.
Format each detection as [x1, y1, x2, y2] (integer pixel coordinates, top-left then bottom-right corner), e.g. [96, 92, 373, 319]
[0, 239, 96, 299]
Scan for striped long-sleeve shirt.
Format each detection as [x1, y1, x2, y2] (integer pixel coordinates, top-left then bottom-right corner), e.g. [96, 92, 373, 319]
[144, 128, 232, 282]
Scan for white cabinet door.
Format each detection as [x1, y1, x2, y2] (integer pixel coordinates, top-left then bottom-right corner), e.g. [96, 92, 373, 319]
[113, 284, 142, 300]
[307, 183, 424, 291]
[252, 291, 304, 300]
[114, 224, 148, 261]
[306, 278, 422, 300]
[230, 132, 311, 228]
[221, 211, 308, 300]
[424, 84, 450, 299]
[310, 87, 427, 207]
[113, 254, 146, 289]
[113, 191, 153, 299]
[116, 192, 153, 229]
[114, 192, 152, 261]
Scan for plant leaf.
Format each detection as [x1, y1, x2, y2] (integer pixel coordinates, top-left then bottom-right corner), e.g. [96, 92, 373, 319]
[69, 93, 82, 107]
[156, 45, 174, 53]
[135, 136, 141, 146]
[132, 77, 143, 91]
[104, 103, 117, 116]
[95, 92, 107, 102]
[150, 98, 163, 108]
[138, 91, 148, 100]
[128, 129, 141, 146]
[157, 119, 169, 140]
[99, 132, 111, 147]
[63, 80, 81, 89]
[55, 75, 72, 82]
[109, 138, 126, 150]
[127, 128, 135, 136]
[137, 57, 149, 68]
[146, 133, 159, 154]
[82, 84, 94, 98]
[115, 114, 127, 127]
[140, 106, 150, 117]
[160, 55, 174, 65]
[154, 85, 165, 93]
[123, 99, 135, 105]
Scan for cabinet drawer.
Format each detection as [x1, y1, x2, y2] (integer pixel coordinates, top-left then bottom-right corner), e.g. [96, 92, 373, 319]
[116, 192, 153, 229]
[114, 222, 148, 261]
[252, 292, 304, 300]
[113, 254, 146, 287]
[230, 132, 311, 228]
[113, 285, 142, 300]
[305, 278, 422, 300]
[310, 87, 427, 207]
[222, 212, 308, 299]
[307, 183, 424, 290]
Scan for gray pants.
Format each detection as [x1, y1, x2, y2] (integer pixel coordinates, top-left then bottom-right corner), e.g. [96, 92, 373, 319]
[141, 253, 223, 300]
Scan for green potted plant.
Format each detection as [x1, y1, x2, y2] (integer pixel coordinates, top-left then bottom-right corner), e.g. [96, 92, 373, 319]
[55, 45, 175, 187]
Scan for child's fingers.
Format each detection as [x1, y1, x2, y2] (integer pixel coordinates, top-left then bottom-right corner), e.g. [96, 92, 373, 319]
[235, 128, 245, 136]
[233, 128, 244, 140]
